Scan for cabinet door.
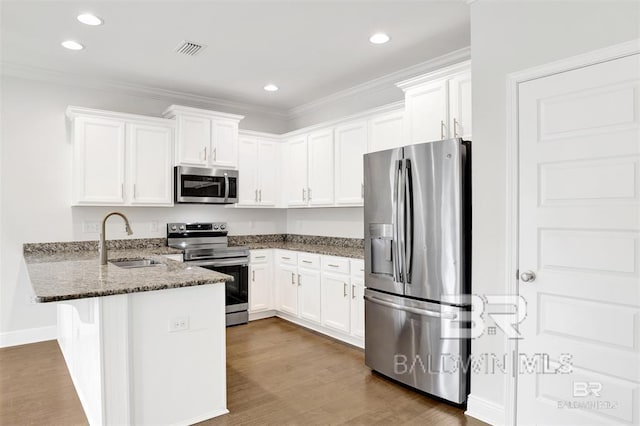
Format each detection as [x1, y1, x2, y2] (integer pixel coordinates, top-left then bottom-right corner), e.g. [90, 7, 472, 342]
[405, 79, 448, 144]
[249, 262, 272, 312]
[367, 110, 404, 153]
[449, 71, 472, 140]
[211, 119, 238, 168]
[128, 123, 174, 205]
[257, 139, 278, 206]
[334, 121, 366, 205]
[285, 137, 308, 207]
[350, 276, 364, 339]
[176, 115, 209, 166]
[73, 117, 126, 204]
[321, 273, 351, 333]
[277, 264, 298, 316]
[298, 268, 321, 324]
[237, 136, 258, 205]
[307, 129, 334, 206]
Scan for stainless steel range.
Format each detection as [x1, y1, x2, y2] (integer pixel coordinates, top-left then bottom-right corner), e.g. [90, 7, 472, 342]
[167, 222, 249, 326]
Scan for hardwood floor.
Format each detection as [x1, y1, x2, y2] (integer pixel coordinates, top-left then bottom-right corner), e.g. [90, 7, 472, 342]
[0, 318, 485, 425]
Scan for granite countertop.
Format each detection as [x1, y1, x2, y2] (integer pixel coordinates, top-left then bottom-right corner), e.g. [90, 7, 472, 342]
[237, 241, 364, 259]
[23, 240, 232, 303]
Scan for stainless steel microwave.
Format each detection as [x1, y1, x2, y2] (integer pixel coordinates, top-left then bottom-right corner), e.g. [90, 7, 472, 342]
[174, 166, 238, 204]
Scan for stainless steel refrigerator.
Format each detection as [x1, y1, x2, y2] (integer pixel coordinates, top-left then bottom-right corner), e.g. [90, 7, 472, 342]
[364, 138, 471, 405]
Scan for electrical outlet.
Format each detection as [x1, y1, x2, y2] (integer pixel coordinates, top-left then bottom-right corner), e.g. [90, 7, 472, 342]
[150, 220, 159, 232]
[168, 316, 189, 332]
[83, 221, 100, 233]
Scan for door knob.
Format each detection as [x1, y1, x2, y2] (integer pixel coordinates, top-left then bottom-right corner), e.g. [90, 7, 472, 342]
[520, 270, 536, 283]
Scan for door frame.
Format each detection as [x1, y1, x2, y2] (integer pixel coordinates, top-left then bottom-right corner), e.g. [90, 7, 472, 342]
[503, 38, 640, 426]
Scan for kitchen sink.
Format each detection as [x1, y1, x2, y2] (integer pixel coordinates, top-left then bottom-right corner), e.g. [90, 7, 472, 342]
[109, 258, 165, 269]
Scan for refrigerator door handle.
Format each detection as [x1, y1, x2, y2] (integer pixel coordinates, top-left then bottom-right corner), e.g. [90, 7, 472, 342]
[392, 159, 403, 283]
[398, 158, 406, 283]
[404, 159, 414, 283]
[364, 295, 457, 320]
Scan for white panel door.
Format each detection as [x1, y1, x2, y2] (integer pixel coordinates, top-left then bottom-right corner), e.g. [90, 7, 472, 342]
[211, 119, 238, 168]
[349, 275, 364, 339]
[277, 264, 299, 316]
[74, 117, 126, 204]
[237, 136, 258, 205]
[298, 268, 321, 324]
[368, 110, 404, 153]
[285, 136, 309, 207]
[405, 79, 448, 144]
[176, 115, 208, 166]
[307, 129, 334, 206]
[257, 139, 278, 206]
[517, 53, 640, 425]
[321, 273, 350, 333]
[127, 123, 173, 206]
[449, 71, 472, 140]
[249, 262, 272, 312]
[334, 121, 366, 205]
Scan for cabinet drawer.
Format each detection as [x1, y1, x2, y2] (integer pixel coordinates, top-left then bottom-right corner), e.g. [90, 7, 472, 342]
[298, 253, 320, 269]
[322, 256, 350, 275]
[351, 259, 364, 277]
[277, 250, 297, 265]
[250, 250, 271, 264]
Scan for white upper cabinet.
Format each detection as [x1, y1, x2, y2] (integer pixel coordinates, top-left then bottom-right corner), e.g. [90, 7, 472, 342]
[307, 129, 334, 206]
[163, 105, 244, 169]
[285, 136, 309, 207]
[334, 120, 367, 205]
[367, 109, 405, 153]
[448, 70, 472, 140]
[127, 123, 173, 205]
[68, 107, 175, 206]
[237, 133, 280, 207]
[397, 61, 472, 144]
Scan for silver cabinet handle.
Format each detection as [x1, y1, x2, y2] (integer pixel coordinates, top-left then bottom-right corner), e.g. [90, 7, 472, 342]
[352, 284, 356, 299]
[302, 188, 306, 202]
[252, 270, 255, 281]
[291, 272, 295, 285]
[121, 183, 124, 198]
[328, 264, 339, 268]
[308, 187, 312, 201]
[255, 189, 258, 202]
[255, 255, 266, 259]
[343, 283, 347, 297]
[453, 118, 459, 138]
[213, 147, 217, 161]
[440, 120, 446, 140]
[298, 274, 301, 286]
[204, 147, 207, 161]
[364, 295, 457, 319]
[361, 183, 364, 199]
[302, 260, 312, 264]
[259, 189, 262, 202]
[520, 270, 536, 283]
[282, 256, 291, 260]
[133, 183, 137, 198]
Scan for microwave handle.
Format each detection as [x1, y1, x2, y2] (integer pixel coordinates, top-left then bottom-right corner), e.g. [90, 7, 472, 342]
[224, 173, 229, 201]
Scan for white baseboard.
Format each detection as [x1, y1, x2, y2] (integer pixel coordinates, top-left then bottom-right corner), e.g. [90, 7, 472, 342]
[248, 310, 276, 321]
[276, 311, 364, 349]
[466, 394, 506, 426]
[0, 325, 57, 348]
[171, 408, 229, 426]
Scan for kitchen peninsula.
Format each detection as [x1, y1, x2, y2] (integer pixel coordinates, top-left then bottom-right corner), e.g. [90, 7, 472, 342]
[23, 239, 232, 426]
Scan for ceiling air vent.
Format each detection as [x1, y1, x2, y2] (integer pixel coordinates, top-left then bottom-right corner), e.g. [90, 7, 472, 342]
[175, 40, 206, 56]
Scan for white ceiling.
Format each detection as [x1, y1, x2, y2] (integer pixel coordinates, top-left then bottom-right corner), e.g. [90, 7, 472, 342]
[0, 1, 470, 113]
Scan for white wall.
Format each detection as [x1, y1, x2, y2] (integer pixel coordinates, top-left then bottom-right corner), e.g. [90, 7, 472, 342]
[469, 0, 640, 421]
[286, 207, 363, 239]
[0, 75, 287, 337]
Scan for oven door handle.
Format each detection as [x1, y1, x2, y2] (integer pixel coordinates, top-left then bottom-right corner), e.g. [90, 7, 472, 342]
[189, 258, 249, 267]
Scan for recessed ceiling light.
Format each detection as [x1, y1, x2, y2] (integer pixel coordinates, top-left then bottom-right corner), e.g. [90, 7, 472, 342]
[369, 33, 390, 44]
[264, 84, 279, 92]
[77, 13, 103, 26]
[61, 40, 84, 51]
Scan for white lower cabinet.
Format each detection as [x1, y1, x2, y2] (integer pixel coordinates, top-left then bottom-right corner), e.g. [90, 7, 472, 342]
[298, 267, 321, 323]
[276, 251, 299, 316]
[321, 272, 351, 334]
[350, 260, 365, 339]
[249, 250, 272, 313]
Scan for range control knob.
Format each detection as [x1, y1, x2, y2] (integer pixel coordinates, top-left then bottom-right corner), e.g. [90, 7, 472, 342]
[170, 225, 177, 231]
[220, 224, 226, 230]
[213, 224, 219, 230]
[179, 225, 185, 231]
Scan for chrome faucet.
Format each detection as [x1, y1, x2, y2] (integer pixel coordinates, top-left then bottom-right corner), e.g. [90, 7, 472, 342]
[99, 211, 133, 265]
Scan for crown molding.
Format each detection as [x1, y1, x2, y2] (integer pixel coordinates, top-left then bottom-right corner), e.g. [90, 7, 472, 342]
[0, 61, 289, 120]
[285, 46, 470, 119]
[395, 60, 471, 90]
